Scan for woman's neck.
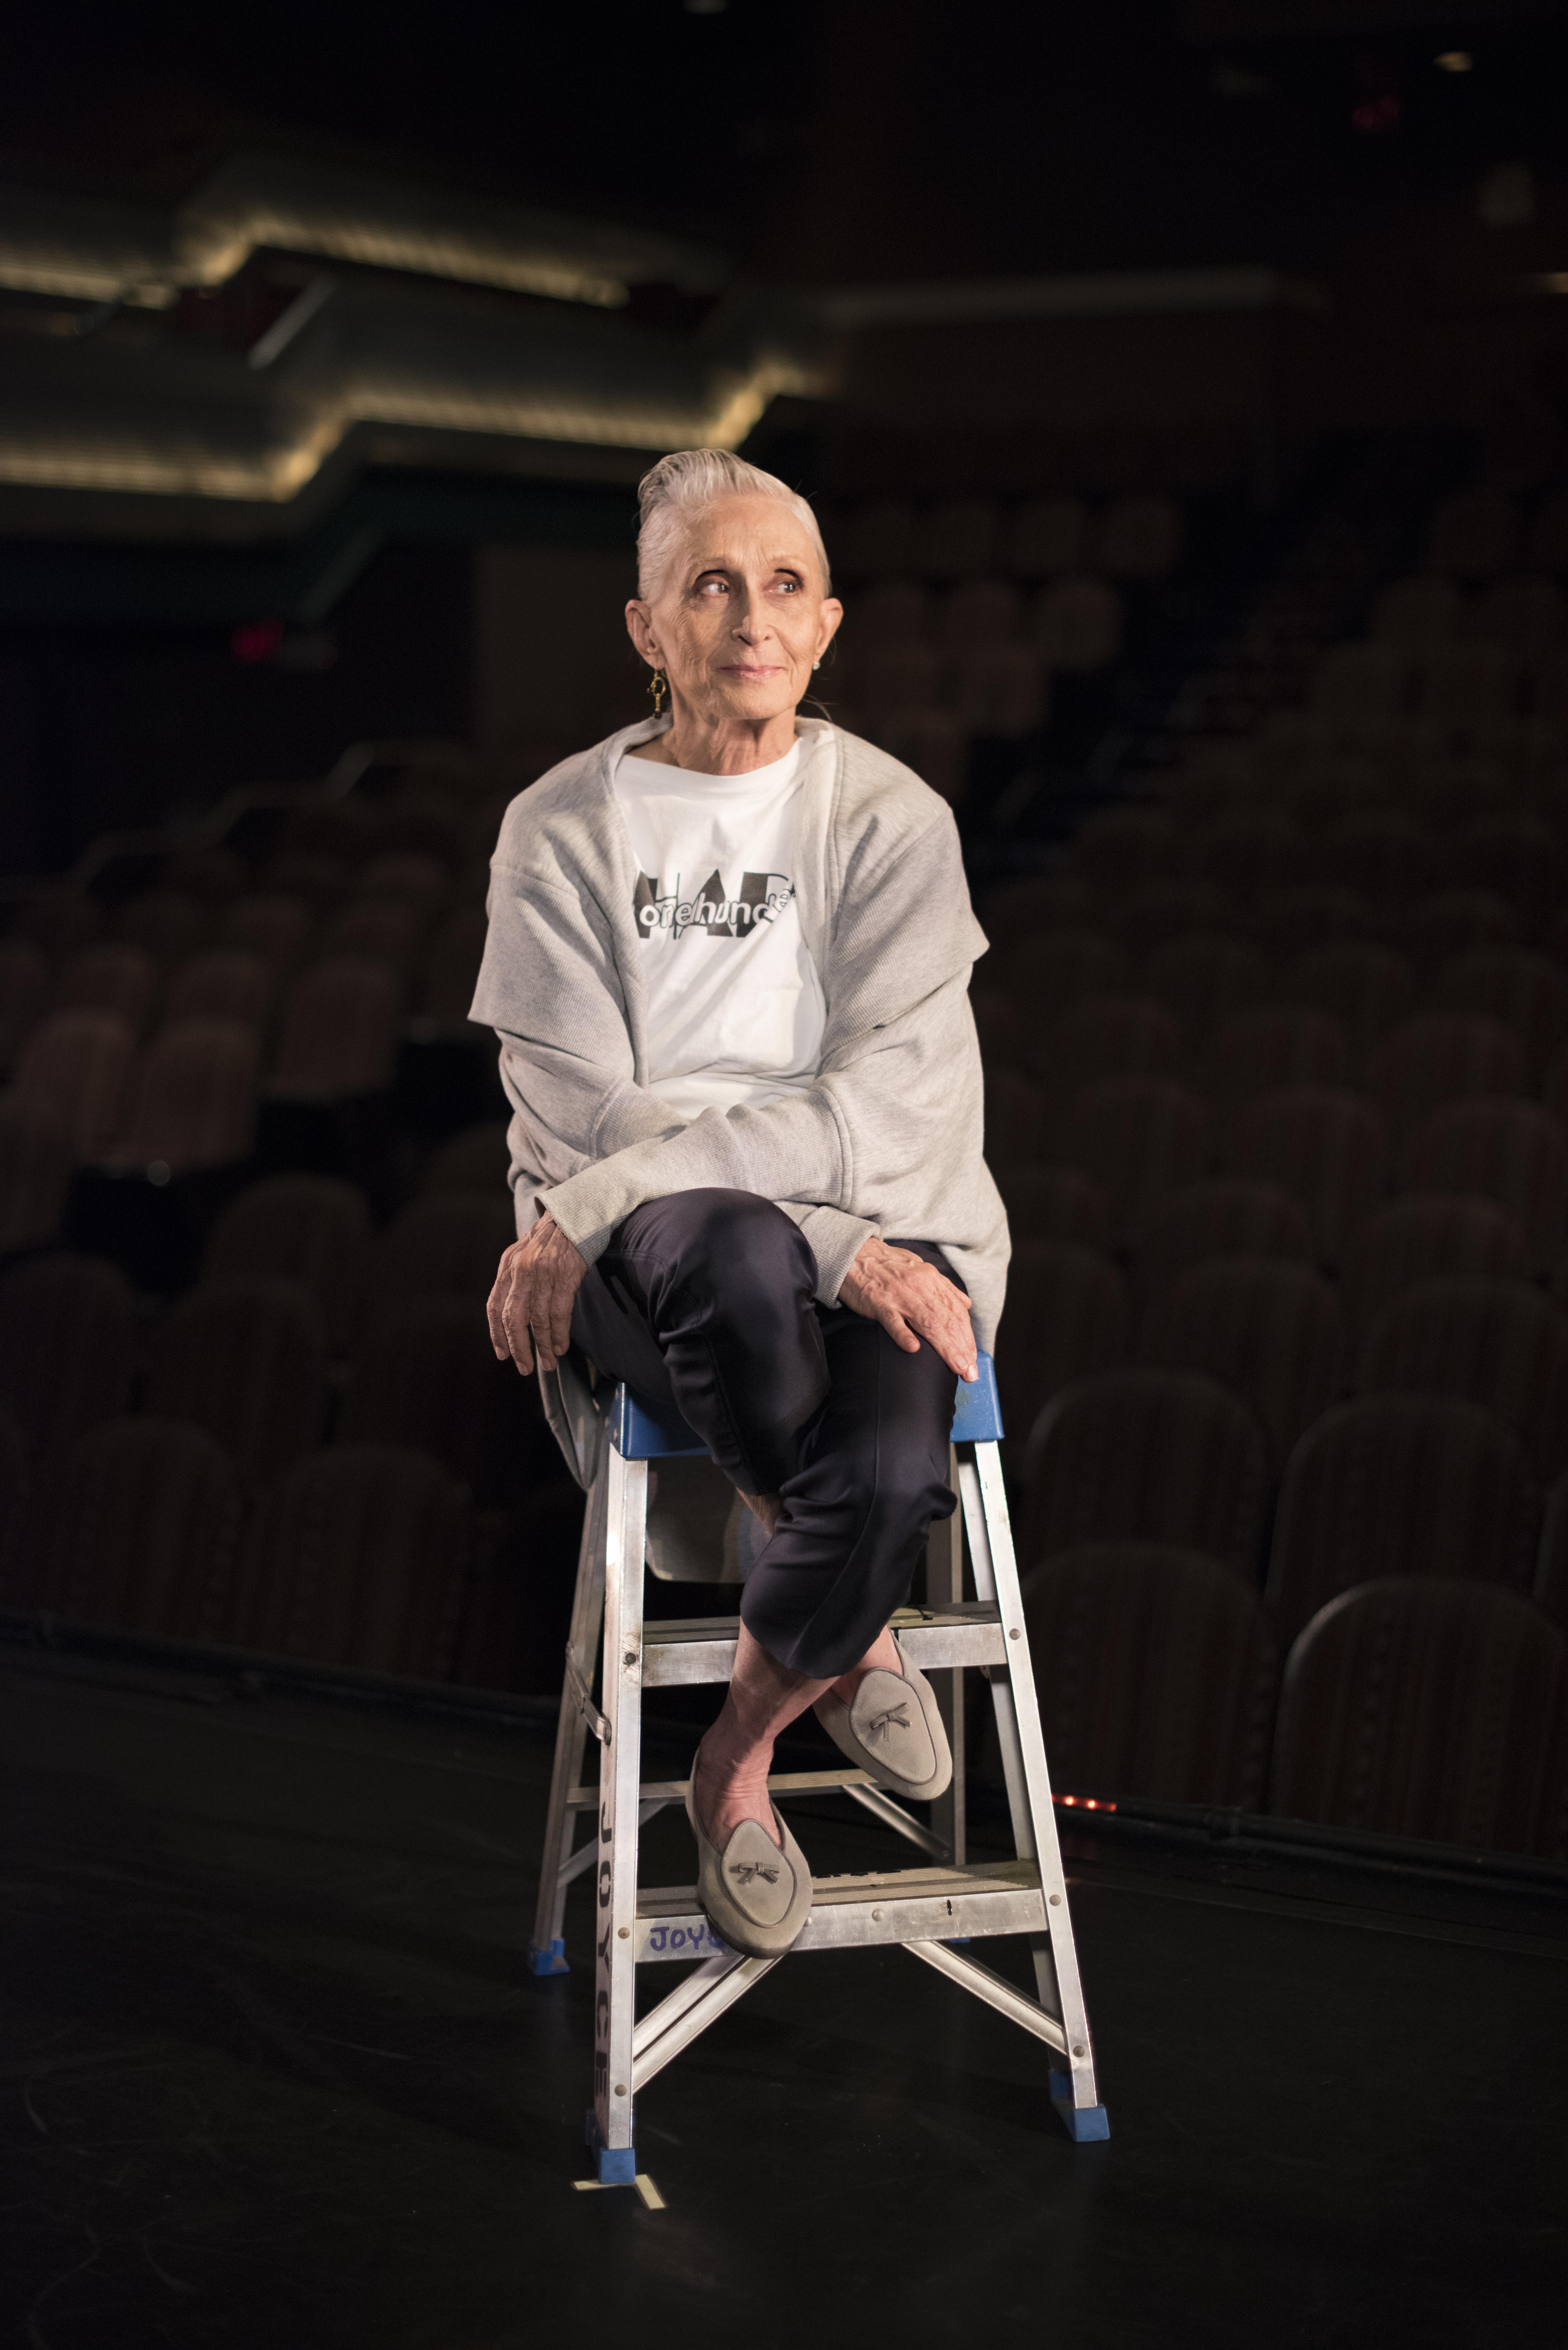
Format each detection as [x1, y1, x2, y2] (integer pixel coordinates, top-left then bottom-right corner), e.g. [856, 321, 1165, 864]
[632, 701, 800, 774]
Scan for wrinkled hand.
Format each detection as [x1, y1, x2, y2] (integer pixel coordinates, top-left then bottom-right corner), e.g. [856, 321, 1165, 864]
[486, 1212, 588, 1377]
[839, 1238, 977, 1382]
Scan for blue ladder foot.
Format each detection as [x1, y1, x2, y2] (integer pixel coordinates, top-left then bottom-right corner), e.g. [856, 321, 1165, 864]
[584, 2106, 636, 2183]
[528, 1938, 569, 1976]
[1050, 2075, 1111, 2142]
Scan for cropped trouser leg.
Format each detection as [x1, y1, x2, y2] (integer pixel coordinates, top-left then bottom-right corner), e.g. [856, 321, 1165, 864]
[568, 1187, 961, 1681]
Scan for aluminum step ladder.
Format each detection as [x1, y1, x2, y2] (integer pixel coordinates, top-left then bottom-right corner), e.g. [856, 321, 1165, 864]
[529, 1351, 1109, 2181]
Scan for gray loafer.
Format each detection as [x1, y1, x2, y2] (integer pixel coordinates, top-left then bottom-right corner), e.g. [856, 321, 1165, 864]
[814, 1638, 953, 1802]
[684, 1779, 813, 1959]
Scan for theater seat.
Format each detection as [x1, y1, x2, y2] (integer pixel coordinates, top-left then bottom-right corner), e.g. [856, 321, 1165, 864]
[53, 944, 159, 1032]
[146, 1275, 328, 1485]
[1269, 1579, 1563, 1855]
[340, 1296, 551, 1504]
[416, 1120, 513, 1200]
[112, 890, 207, 967]
[202, 1176, 372, 1351]
[12, 1010, 138, 1158]
[1133, 1180, 1313, 1296]
[0, 942, 47, 1072]
[1267, 1394, 1537, 1644]
[1369, 1014, 1523, 1144]
[1021, 1542, 1277, 1806]
[1432, 949, 1568, 1085]
[0, 1407, 28, 1593]
[162, 949, 275, 1029]
[0, 1252, 134, 1460]
[1026, 995, 1183, 1093]
[1225, 1086, 1386, 1265]
[1143, 934, 1268, 1037]
[993, 1241, 1130, 1453]
[368, 1191, 518, 1325]
[0, 1102, 73, 1253]
[1205, 1007, 1348, 1106]
[1285, 943, 1415, 1058]
[1342, 1194, 1529, 1333]
[229, 1443, 471, 1678]
[221, 892, 313, 970]
[1139, 1254, 1345, 1466]
[1021, 1367, 1269, 1579]
[1070, 807, 1178, 897]
[271, 955, 402, 1100]
[18, 1416, 242, 1640]
[1400, 1098, 1568, 1273]
[113, 1018, 260, 1172]
[1006, 926, 1127, 1012]
[1399, 889, 1518, 970]
[1058, 1077, 1210, 1245]
[995, 1165, 1112, 1253]
[1355, 1277, 1568, 1482]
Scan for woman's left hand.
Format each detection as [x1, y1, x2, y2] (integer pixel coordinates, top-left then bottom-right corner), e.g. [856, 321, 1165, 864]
[486, 1212, 588, 1376]
[839, 1237, 978, 1382]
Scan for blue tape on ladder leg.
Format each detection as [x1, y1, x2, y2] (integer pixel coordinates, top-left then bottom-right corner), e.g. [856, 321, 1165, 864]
[1050, 2075, 1111, 2142]
[949, 1352, 1004, 1444]
[528, 1938, 569, 1976]
[597, 2144, 637, 2185]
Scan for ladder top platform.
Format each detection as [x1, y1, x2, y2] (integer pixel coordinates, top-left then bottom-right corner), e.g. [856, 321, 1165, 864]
[612, 1349, 1004, 1460]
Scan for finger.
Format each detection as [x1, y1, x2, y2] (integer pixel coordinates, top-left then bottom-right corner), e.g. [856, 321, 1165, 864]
[486, 1264, 512, 1359]
[547, 1256, 578, 1365]
[905, 1292, 978, 1380]
[506, 1263, 536, 1377]
[874, 1300, 922, 1355]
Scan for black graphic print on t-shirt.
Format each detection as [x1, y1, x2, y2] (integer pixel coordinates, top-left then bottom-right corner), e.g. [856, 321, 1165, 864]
[632, 870, 794, 940]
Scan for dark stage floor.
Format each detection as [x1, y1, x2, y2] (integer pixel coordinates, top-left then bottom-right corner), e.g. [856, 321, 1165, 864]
[2, 1643, 1564, 2350]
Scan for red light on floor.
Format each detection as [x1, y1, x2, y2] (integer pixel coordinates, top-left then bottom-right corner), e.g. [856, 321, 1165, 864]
[231, 618, 285, 664]
[1054, 1794, 1117, 1813]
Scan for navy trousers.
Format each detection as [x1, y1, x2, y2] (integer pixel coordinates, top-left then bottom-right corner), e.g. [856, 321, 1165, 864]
[569, 1188, 961, 1679]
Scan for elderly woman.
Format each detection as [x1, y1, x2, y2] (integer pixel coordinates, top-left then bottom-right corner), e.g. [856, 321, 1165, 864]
[476, 447, 1007, 1960]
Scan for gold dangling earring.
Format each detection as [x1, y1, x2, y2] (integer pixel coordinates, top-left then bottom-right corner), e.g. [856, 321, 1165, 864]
[648, 666, 668, 716]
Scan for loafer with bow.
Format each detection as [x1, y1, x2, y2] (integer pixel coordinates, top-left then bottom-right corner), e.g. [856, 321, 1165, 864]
[814, 1638, 952, 1803]
[683, 1778, 813, 1959]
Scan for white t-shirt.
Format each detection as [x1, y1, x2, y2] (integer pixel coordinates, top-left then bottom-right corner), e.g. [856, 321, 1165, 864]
[612, 735, 827, 1120]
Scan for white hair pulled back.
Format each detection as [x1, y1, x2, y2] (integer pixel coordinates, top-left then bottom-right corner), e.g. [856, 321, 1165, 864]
[635, 448, 830, 601]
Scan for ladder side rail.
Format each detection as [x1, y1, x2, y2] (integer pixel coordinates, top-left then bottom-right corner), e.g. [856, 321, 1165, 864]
[530, 1463, 610, 1969]
[592, 1447, 649, 2176]
[924, 1443, 967, 1867]
[957, 1452, 1036, 1860]
[972, 1440, 1104, 2117]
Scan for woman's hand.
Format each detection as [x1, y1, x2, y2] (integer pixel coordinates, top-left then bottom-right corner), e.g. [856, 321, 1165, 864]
[486, 1212, 588, 1377]
[839, 1238, 977, 1382]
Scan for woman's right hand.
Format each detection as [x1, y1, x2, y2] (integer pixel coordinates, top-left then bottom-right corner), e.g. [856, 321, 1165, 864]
[486, 1212, 588, 1377]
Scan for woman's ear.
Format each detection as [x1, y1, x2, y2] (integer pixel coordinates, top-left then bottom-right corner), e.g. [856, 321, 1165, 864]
[625, 599, 659, 663]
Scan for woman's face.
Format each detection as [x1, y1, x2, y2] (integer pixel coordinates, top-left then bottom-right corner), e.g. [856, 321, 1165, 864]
[626, 493, 842, 728]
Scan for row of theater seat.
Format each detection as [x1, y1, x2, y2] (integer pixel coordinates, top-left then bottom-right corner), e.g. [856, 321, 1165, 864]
[963, 468, 1568, 1851]
[0, 766, 520, 1248]
[0, 1151, 533, 1485]
[823, 491, 1185, 584]
[1025, 1543, 1565, 1859]
[4, 1422, 577, 1695]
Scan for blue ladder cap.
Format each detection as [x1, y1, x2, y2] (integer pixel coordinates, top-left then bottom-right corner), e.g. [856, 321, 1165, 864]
[613, 1350, 1002, 1459]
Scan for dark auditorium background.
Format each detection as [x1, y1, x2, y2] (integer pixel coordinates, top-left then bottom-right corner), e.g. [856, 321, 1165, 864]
[2, 2, 1567, 2342]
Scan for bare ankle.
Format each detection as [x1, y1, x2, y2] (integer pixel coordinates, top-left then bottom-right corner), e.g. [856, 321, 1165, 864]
[831, 1625, 901, 1705]
[739, 1490, 783, 1540]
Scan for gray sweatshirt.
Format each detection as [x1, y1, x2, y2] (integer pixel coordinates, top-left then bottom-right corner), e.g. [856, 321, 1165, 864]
[470, 713, 1010, 1357]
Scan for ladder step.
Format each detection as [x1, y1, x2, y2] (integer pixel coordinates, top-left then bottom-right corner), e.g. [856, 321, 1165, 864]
[635, 1859, 1045, 1961]
[640, 1602, 1009, 1687]
[566, 1767, 875, 1810]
